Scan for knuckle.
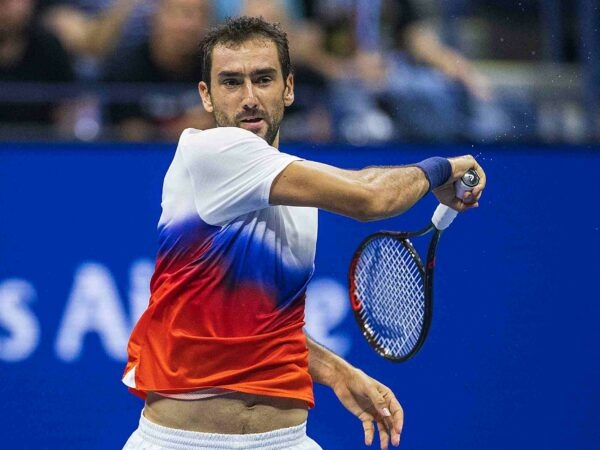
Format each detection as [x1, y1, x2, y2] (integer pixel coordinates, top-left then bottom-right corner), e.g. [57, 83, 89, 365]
[375, 395, 386, 405]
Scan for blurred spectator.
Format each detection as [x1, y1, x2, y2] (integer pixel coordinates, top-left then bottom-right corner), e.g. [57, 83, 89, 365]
[0, 0, 585, 143]
[104, 0, 214, 141]
[380, 0, 500, 141]
[0, 0, 74, 131]
[312, 0, 508, 143]
[39, 0, 145, 60]
[31, 0, 156, 141]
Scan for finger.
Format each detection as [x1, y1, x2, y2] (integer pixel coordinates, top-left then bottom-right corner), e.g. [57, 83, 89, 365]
[386, 394, 404, 436]
[378, 389, 399, 426]
[463, 191, 475, 203]
[388, 404, 403, 446]
[381, 415, 396, 445]
[377, 390, 403, 447]
[450, 155, 473, 180]
[364, 383, 391, 419]
[463, 193, 481, 209]
[376, 419, 390, 450]
[452, 197, 469, 212]
[362, 420, 375, 447]
[473, 162, 486, 188]
[469, 187, 483, 207]
[471, 188, 483, 201]
[472, 179, 485, 197]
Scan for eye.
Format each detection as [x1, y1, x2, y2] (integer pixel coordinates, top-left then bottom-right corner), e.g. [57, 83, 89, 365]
[257, 76, 272, 85]
[222, 79, 240, 87]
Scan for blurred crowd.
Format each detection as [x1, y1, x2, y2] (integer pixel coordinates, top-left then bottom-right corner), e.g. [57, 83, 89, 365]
[0, 0, 597, 143]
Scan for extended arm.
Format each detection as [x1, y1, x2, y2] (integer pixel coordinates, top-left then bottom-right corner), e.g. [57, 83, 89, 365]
[307, 336, 403, 449]
[270, 155, 485, 221]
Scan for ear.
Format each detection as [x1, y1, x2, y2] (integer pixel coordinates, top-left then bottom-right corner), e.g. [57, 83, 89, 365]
[198, 81, 214, 113]
[283, 73, 294, 107]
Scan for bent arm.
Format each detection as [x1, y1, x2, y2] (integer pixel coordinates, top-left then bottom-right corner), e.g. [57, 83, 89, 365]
[270, 155, 485, 221]
[269, 160, 430, 222]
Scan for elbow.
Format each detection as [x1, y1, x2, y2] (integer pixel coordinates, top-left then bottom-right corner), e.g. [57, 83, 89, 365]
[355, 214, 379, 223]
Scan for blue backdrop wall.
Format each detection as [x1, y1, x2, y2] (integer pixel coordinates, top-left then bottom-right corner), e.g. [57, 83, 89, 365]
[0, 142, 598, 450]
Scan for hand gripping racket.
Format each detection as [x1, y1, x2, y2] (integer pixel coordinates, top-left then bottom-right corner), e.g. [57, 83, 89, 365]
[348, 169, 480, 362]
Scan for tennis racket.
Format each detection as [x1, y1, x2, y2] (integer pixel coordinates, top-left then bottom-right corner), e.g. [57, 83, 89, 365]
[348, 169, 480, 362]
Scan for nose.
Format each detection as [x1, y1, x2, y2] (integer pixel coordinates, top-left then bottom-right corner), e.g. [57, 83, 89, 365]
[241, 79, 258, 110]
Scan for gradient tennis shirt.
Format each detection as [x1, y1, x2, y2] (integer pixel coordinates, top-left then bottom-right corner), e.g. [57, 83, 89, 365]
[123, 127, 317, 407]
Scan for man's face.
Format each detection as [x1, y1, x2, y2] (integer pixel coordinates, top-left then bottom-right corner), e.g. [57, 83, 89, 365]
[198, 38, 294, 146]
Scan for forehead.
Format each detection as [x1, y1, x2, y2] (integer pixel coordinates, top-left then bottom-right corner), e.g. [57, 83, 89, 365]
[211, 38, 281, 76]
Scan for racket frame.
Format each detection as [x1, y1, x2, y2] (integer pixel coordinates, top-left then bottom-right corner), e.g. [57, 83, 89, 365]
[348, 223, 444, 362]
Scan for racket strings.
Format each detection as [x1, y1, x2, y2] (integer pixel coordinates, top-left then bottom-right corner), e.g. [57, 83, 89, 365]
[353, 236, 426, 358]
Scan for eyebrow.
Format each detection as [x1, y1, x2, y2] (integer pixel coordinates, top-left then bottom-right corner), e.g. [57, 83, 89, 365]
[217, 68, 278, 80]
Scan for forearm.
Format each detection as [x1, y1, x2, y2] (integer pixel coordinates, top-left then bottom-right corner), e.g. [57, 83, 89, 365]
[354, 165, 430, 221]
[270, 160, 432, 222]
[307, 335, 352, 387]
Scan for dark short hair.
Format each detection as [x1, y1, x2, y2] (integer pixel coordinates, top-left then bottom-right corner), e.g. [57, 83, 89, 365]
[199, 16, 293, 88]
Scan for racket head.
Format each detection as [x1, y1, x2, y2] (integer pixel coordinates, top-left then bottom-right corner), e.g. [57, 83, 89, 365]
[348, 231, 434, 362]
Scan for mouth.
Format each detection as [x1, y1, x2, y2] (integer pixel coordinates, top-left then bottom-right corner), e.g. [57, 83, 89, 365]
[240, 117, 264, 124]
[238, 117, 266, 132]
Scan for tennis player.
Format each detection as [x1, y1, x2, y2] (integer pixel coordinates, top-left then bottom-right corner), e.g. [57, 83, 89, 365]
[122, 16, 486, 450]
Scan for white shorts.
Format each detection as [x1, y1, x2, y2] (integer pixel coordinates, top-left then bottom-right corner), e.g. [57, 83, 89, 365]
[122, 412, 322, 450]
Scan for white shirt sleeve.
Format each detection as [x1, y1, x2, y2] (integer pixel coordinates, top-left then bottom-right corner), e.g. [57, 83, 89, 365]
[179, 127, 301, 226]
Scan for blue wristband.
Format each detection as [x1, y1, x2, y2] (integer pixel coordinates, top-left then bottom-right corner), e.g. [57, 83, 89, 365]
[414, 157, 452, 190]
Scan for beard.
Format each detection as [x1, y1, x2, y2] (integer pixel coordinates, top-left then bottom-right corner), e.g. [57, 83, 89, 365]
[212, 101, 284, 146]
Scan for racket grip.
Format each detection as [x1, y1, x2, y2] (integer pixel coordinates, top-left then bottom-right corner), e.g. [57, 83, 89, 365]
[432, 169, 480, 230]
[432, 204, 458, 230]
[455, 168, 480, 203]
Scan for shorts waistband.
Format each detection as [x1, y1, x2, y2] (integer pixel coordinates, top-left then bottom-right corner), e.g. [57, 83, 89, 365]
[138, 411, 308, 449]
